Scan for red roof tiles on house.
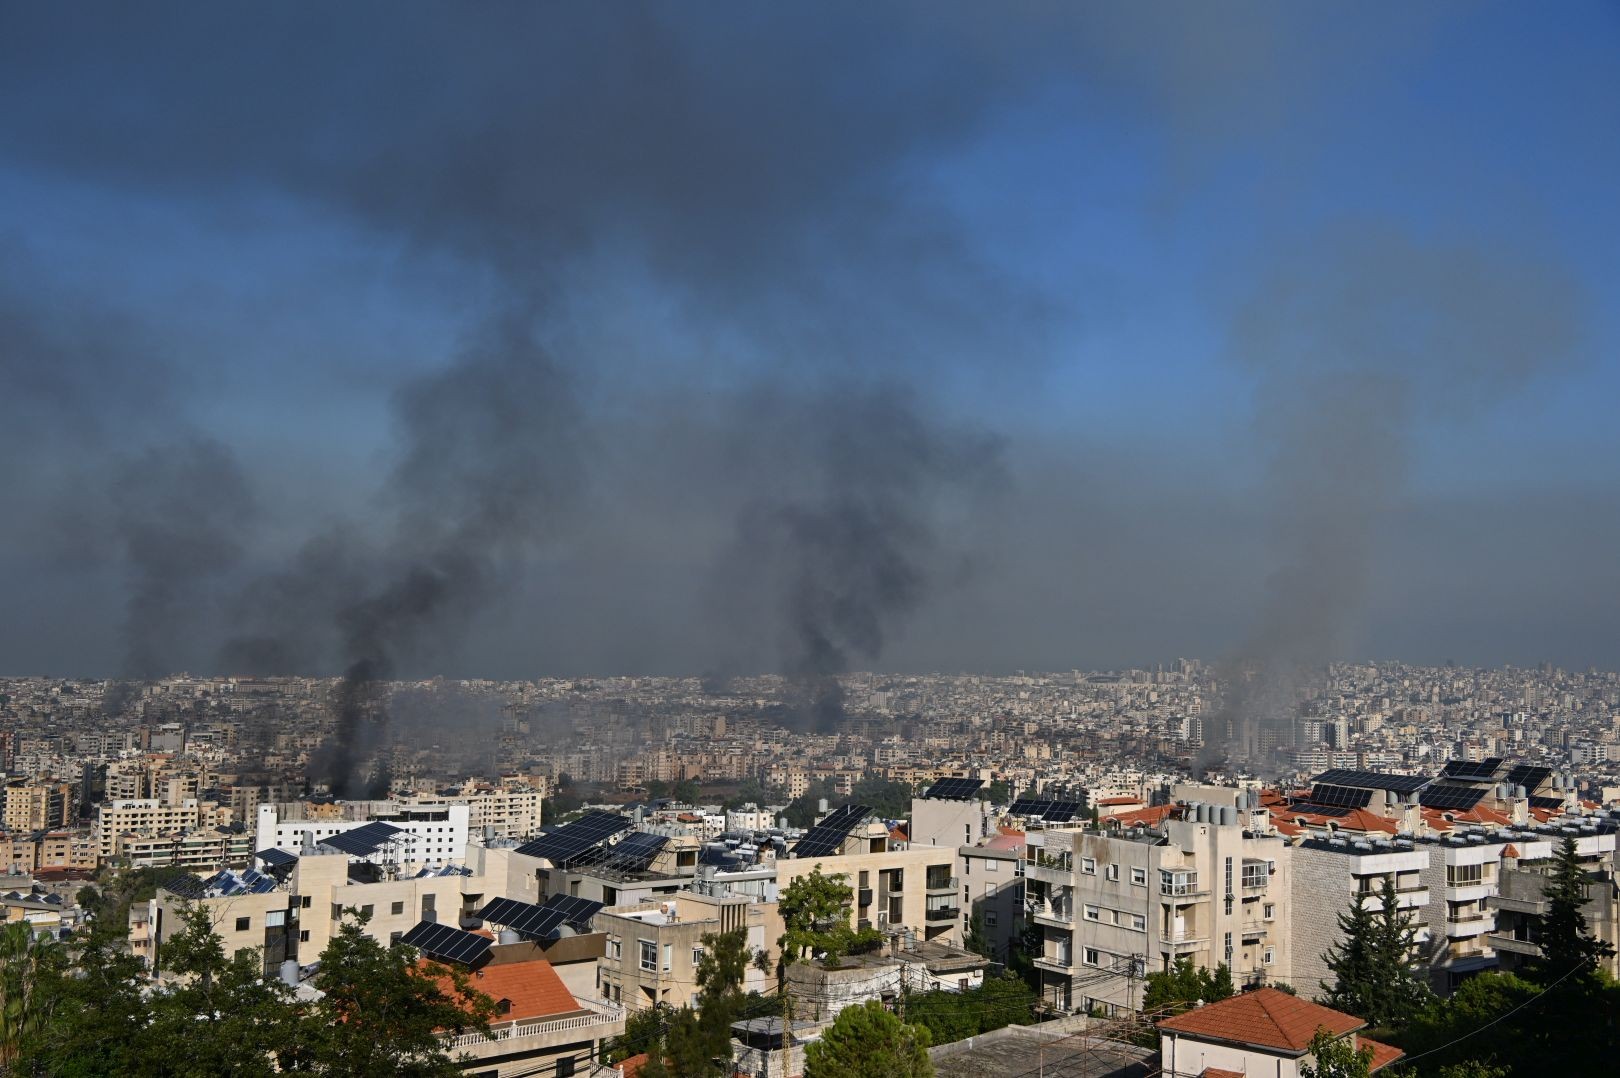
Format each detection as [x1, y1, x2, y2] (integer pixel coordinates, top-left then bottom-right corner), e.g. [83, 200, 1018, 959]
[1157, 988, 1363, 1053]
[1363, 1036, 1406, 1072]
[425, 958, 584, 1025]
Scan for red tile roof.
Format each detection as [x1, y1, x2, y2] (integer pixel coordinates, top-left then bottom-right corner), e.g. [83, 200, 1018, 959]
[424, 958, 584, 1025]
[1201, 1069, 1245, 1078]
[1108, 805, 1175, 828]
[1157, 988, 1364, 1053]
[1097, 796, 1142, 806]
[1363, 1036, 1405, 1072]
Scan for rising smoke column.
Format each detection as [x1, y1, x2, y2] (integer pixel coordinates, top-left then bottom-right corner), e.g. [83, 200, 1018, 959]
[1201, 227, 1582, 773]
[718, 383, 1002, 730]
[241, 319, 585, 797]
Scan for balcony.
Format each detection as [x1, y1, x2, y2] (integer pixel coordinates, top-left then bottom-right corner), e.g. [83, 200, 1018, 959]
[1446, 912, 1496, 939]
[1445, 882, 1492, 904]
[1028, 861, 1071, 887]
[443, 996, 624, 1060]
[1031, 902, 1074, 927]
[1033, 953, 1076, 974]
[1357, 887, 1430, 911]
[1486, 933, 1542, 957]
[1159, 876, 1208, 899]
[857, 888, 873, 908]
[926, 874, 959, 894]
[926, 906, 960, 922]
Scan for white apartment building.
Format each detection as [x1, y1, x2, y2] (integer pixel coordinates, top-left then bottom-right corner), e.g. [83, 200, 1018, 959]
[94, 798, 233, 860]
[1027, 804, 1292, 1016]
[1289, 834, 1431, 997]
[255, 802, 470, 866]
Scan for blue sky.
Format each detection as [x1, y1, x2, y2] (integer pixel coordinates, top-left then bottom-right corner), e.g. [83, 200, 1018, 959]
[1, 2, 1617, 678]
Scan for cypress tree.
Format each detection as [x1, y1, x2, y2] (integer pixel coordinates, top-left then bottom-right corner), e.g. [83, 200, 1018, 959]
[1532, 835, 1615, 984]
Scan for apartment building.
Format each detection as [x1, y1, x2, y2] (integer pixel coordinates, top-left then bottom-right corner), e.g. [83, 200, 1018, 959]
[1489, 838, 1620, 980]
[1026, 804, 1291, 1015]
[777, 818, 961, 947]
[1289, 834, 1431, 997]
[255, 802, 470, 866]
[120, 828, 254, 871]
[2, 781, 74, 831]
[95, 798, 234, 860]
[395, 784, 545, 841]
[593, 891, 780, 1012]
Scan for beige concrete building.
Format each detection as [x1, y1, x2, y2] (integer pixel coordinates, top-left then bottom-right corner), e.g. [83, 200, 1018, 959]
[3, 781, 74, 831]
[593, 890, 781, 1012]
[776, 822, 961, 947]
[94, 798, 234, 860]
[1027, 805, 1292, 1015]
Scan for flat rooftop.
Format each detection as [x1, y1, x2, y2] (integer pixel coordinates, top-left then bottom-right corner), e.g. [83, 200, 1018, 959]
[932, 1025, 1153, 1078]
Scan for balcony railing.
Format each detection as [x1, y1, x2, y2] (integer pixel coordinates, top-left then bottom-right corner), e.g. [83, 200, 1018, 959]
[443, 997, 624, 1051]
[925, 906, 959, 922]
[926, 875, 959, 893]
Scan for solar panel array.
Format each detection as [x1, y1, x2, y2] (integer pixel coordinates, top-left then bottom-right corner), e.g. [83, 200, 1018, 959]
[513, 812, 631, 862]
[257, 848, 298, 869]
[320, 820, 408, 857]
[567, 831, 669, 872]
[1529, 795, 1566, 810]
[1308, 784, 1374, 809]
[1419, 785, 1487, 811]
[400, 921, 492, 966]
[1506, 765, 1552, 792]
[922, 777, 984, 801]
[1439, 758, 1504, 781]
[542, 892, 604, 930]
[1288, 804, 1352, 818]
[791, 804, 871, 857]
[1008, 798, 1085, 822]
[1311, 769, 1428, 794]
[478, 897, 567, 940]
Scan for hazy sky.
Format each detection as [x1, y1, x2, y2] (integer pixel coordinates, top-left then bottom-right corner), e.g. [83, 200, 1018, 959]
[2, 2, 1617, 680]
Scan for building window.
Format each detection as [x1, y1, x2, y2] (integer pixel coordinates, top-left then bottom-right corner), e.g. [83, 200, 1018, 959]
[1080, 857, 1096, 875]
[360, 905, 373, 920]
[391, 901, 404, 916]
[663, 944, 673, 972]
[266, 910, 286, 928]
[1130, 914, 1146, 932]
[299, 930, 310, 943]
[1084, 905, 1100, 922]
[1448, 863, 1484, 886]
[1105, 864, 1120, 882]
[1224, 932, 1233, 966]
[331, 904, 343, 921]
[1264, 948, 1275, 965]
[1264, 903, 1275, 921]
[986, 859, 999, 872]
[1084, 948, 1101, 967]
[300, 896, 312, 909]
[639, 940, 657, 972]
[692, 946, 704, 967]
[608, 936, 622, 960]
[1130, 867, 1147, 886]
[985, 910, 998, 927]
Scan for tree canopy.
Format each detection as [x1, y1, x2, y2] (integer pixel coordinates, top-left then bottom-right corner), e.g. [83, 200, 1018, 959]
[1322, 876, 1428, 1029]
[803, 999, 933, 1078]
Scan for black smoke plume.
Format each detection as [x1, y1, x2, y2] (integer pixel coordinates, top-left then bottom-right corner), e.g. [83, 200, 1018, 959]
[1202, 228, 1582, 774]
[717, 384, 1002, 730]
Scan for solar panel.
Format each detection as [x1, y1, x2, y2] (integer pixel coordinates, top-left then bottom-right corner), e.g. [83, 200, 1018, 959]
[1420, 785, 1487, 811]
[513, 811, 631, 862]
[1311, 769, 1428, 794]
[240, 869, 278, 894]
[320, 820, 408, 857]
[791, 804, 872, 857]
[399, 921, 492, 967]
[1043, 800, 1084, 823]
[1439, 758, 1503, 780]
[1309, 784, 1374, 809]
[1289, 804, 1352, 818]
[1009, 797, 1051, 816]
[922, 777, 984, 801]
[540, 893, 604, 929]
[1528, 795, 1565, 810]
[597, 831, 669, 870]
[1505, 765, 1552, 792]
[257, 848, 298, 869]
[478, 897, 567, 939]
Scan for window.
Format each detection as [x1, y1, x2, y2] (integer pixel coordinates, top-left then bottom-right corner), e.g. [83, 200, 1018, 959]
[557, 1057, 575, 1077]
[422, 894, 436, 916]
[1084, 905, 1101, 922]
[1083, 948, 1101, 967]
[1264, 948, 1275, 965]
[300, 896, 312, 909]
[1131, 867, 1147, 886]
[608, 936, 622, 960]
[266, 910, 286, 928]
[299, 930, 310, 943]
[1105, 863, 1120, 882]
[360, 905, 373, 919]
[692, 946, 704, 967]
[985, 910, 998, 927]
[331, 904, 343, 921]
[391, 901, 404, 916]
[235, 917, 250, 932]
[663, 943, 673, 972]
[1081, 857, 1096, 875]
[1130, 913, 1146, 932]
[1448, 863, 1484, 886]
[1224, 932, 1233, 966]
[639, 940, 657, 972]
[1263, 903, 1275, 921]
[986, 859, 999, 872]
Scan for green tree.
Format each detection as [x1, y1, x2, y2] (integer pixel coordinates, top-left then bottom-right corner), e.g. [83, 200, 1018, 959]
[804, 999, 933, 1078]
[602, 1004, 665, 1065]
[1142, 956, 1232, 1017]
[13, 920, 152, 1075]
[1323, 877, 1427, 1028]
[0, 922, 50, 1067]
[1299, 1027, 1372, 1078]
[961, 911, 992, 960]
[906, 974, 1034, 1047]
[778, 867, 878, 967]
[850, 776, 913, 820]
[782, 780, 843, 828]
[302, 911, 495, 1076]
[1531, 835, 1616, 984]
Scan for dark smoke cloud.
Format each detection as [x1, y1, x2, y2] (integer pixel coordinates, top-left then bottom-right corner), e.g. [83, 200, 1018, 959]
[111, 438, 258, 678]
[1202, 227, 1584, 773]
[712, 384, 1004, 728]
[224, 318, 584, 796]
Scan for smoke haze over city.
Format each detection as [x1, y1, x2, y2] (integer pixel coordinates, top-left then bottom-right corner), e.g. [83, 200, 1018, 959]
[3, 1, 1619, 687]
